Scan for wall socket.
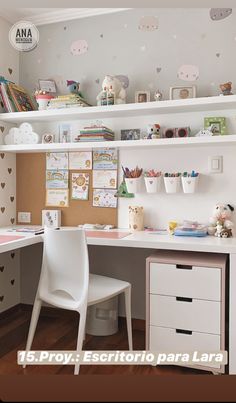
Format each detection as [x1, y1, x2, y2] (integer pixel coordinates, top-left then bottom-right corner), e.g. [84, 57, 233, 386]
[18, 212, 31, 223]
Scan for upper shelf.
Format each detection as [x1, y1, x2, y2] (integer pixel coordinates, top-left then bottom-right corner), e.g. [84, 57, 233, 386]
[1, 95, 236, 123]
[1, 135, 236, 153]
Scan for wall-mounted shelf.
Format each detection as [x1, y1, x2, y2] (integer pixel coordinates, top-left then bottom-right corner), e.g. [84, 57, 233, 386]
[1, 135, 236, 153]
[0, 95, 236, 123]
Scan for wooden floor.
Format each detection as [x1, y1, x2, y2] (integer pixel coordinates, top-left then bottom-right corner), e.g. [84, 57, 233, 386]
[0, 306, 209, 375]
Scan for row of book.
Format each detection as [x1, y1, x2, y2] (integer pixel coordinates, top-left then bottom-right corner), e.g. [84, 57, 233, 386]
[0, 76, 36, 112]
[74, 125, 115, 142]
[47, 94, 91, 109]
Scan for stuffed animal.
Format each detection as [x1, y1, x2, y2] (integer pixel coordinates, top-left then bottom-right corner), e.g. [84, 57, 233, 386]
[219, 81, 233, 96]
[146, 124, 161, 139]
[208, 203, 234, 237]
[97, 75, 126, 105]
[67, 80, 83, 97]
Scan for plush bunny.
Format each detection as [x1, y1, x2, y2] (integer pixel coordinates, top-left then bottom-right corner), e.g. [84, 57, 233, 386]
[208, 203, 234, 237]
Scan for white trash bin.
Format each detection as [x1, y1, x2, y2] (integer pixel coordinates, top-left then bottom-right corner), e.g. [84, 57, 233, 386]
[86, 296, 118, 336]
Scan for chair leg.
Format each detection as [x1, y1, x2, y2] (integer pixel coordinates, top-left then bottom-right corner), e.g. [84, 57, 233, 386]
[74, 307, 87, 375]
[23, 296, 42, 368]
[124, 286, 133, 351]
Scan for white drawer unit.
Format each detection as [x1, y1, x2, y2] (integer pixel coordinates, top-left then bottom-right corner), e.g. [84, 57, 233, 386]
[150, 326, 221, 369]
[150, 263, 221, 301]
[150, 295, 221, 334]
[146, 251, 227, 374]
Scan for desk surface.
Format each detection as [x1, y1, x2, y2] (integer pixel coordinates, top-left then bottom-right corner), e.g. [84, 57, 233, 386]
[1, 226, 236, 255]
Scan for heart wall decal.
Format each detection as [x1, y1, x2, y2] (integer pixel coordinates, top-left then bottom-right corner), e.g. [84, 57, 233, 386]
[10, 218, 15, 224]
[0, 126, 4, 133]
[1, 183, 5, 189]
[10, 196, 14, 202]
[0, 266, 4, 272]
[8, 68, 13, 75]
[11, 279, 15, 285]
[1, 207, 5, 213]
[0, 295, 4, 302]
[0, 153, 5, 159]
[8, 168, 12, 174]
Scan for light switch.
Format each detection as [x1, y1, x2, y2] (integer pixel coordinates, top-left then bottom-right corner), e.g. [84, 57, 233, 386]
[208, 156, 223, 174]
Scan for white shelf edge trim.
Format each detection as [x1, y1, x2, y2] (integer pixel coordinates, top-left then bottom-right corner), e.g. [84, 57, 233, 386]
[1, 95, 236, 123]
[1, 135, 236, 153]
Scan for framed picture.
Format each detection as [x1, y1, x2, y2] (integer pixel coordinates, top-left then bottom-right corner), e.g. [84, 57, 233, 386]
[59, 123, 71, 143]
[135, 91, 150, 103]
[38, 79, 56, 93]
[121, 129, 141, 141]
[204, 117, 227, 135]
[42, 133, 55, 144]
[169, 85, 197, 100]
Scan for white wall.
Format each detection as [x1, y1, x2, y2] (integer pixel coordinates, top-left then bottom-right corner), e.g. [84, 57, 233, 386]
[0, 16, 19, 312]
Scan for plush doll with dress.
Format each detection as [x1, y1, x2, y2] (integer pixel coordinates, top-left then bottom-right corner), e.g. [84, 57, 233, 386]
[208, 203, 234, 237]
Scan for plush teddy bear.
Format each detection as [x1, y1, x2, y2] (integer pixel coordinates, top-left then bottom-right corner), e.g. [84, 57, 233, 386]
[208, 203, 234, 237]
[97, 75, 126, 105]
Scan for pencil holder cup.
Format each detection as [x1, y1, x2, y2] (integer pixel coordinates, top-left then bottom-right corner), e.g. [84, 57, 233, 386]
[125, 177, 142, 193]
[182, 176, 199, 194]
[164, 176, 181, 193]
[128, 206, 144, 231]
[144, 176, 162, 193]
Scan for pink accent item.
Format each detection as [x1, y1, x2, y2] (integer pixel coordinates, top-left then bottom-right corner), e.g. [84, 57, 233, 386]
[0, 235, 25, 244]
[85, 231, 130, 239]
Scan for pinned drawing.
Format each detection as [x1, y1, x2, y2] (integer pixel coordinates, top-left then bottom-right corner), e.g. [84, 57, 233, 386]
[177, 65, 199, 82]
[70, 39, 88, 56]
[138, 16, 158, 31]
[210, 8, 232, 21]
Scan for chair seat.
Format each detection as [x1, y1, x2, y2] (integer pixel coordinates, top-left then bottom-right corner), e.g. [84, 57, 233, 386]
[88, 274, 130, 305]
[39, 274, 130, 310]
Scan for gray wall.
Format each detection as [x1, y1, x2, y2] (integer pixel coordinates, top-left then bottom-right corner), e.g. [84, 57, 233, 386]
[20, 8, 236, 105]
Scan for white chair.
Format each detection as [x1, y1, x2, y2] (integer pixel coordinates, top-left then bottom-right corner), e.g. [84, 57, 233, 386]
[24, 227, 133, 374]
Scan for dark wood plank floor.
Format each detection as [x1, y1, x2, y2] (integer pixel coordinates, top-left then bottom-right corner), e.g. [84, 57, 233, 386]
[0, 306, 209, 375]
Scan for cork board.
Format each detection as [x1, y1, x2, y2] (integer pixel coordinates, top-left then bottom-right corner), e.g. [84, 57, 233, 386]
[16, 153, 118, 226]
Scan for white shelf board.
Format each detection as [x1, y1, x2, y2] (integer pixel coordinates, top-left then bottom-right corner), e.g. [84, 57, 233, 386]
[1, 95, 236, 123]
[1, 135, 236, 153]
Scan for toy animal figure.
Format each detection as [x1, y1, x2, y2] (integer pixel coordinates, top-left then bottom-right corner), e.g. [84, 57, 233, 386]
[66, 80, 83, 97]
[195, 124, 216, 137]
[220, 228, 233, 238]
[219, 81, 233, 96]
[208, 203, 234, 237]
[154, 90, 162, 101]
[146, 124, 161, 139]
[97, 75, 126, 105]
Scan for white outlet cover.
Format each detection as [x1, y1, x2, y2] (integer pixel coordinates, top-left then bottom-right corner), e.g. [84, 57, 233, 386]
[208, 155, 223, 174]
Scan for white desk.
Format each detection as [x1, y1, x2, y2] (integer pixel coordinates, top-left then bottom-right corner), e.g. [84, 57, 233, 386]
[1, 226, 236, 374]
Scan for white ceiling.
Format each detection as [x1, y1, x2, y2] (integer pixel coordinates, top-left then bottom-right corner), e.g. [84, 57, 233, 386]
[0, 8, 130, 26]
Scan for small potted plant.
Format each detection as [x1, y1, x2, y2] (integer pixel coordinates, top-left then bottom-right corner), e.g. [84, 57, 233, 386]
[164, 172, 181, 193]
[181, 171, 199, 194]
[144, 170, 162, 193]
[122, 166, 143, 193]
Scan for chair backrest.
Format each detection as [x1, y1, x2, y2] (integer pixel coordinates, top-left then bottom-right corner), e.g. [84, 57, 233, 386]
[38, 227, 89, 303]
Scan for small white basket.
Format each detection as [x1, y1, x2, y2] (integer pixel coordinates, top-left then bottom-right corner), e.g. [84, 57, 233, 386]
[164, 176, 181, 193]
[144, 176, 162, 193]
[125, 177, 142, 193]
[182, 176, 199, 194]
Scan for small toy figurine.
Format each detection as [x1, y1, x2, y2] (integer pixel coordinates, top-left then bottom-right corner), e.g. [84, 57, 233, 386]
[208, 203, 234, 237]
[154, 90, 162, 101]
[219, 81, 233, 96]
[195, 124, 217, 137]
[66, 80, 83, 97]
[146, 124, 161, 139]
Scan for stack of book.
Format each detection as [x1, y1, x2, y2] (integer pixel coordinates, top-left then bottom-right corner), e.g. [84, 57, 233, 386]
[76, 125, 115, 142]
[0, 76, 37, 112]
[47, 94, 91, 109]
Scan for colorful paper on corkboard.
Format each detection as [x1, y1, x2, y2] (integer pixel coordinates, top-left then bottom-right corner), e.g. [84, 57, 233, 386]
[46, 189, 69, 207]
[71, 173, 89, 200]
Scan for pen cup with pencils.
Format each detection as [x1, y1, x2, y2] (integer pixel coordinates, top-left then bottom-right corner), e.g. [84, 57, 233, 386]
[144, 170, 162, 193]
[123, 166, 143, 194]
[164, 173, 181, 193]
[181, 171, 199, 194]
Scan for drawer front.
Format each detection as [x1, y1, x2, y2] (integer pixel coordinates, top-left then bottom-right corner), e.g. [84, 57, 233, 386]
[150, 295, 221, 334]
[150, 263, 221, 301]
[150, 325, 221, 369]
